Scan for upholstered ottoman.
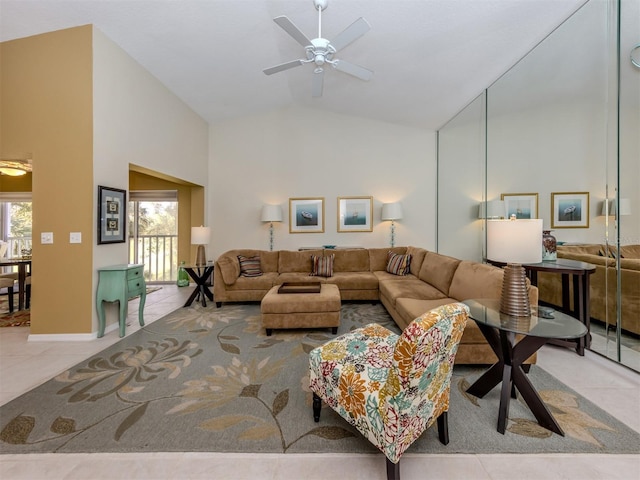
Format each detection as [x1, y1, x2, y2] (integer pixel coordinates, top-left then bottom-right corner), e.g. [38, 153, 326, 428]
[261, 284, 341, 336]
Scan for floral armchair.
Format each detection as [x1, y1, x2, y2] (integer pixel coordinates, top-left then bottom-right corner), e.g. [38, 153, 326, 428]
[309, 302, 469, 480]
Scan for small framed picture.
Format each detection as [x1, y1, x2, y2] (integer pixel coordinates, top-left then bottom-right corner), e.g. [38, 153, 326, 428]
[501, 193, 538, 219]
[98, 185, 127, 244]
[289, 197, 325, 233]
[551, 192, 590, 228]
[337, 196, 373, 232]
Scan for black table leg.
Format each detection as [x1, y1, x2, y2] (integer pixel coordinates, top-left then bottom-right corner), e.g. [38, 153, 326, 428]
[467, 324, 563, 436]
[183, 266, 214, 307]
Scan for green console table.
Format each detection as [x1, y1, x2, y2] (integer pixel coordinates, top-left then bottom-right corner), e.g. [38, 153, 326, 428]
[97, 264, 146, 338]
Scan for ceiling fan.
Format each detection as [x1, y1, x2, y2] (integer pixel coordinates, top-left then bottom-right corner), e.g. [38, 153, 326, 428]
[263, 0, 373, 97]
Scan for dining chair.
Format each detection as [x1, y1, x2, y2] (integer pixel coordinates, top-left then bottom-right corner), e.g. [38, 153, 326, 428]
[0, 277, 16, 313]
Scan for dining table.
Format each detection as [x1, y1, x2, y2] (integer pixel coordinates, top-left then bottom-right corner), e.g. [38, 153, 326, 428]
[0, 258, 31, 310]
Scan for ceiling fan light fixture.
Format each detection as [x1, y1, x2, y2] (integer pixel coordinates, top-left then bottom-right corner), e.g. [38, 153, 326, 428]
[263, 0, 372, 96]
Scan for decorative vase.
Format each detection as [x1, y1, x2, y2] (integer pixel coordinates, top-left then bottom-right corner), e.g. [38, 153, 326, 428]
[177, 261, 189, 287]
[542, 230, 557, 261]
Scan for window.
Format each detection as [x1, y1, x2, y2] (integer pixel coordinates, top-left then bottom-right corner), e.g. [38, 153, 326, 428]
[0, 193, 32, 257]
[128, 191, 178, 283]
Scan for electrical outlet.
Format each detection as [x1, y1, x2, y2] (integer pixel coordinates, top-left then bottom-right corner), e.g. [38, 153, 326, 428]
[70, 232, 82, 243]
[41, 232, 54, 244]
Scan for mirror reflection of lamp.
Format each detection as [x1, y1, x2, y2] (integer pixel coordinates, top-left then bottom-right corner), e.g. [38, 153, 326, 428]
[261, 205, 283, 251]
[478, 200, 506, 219]
[487, 217, 542, 317]
[381, 202, 403, 247]
[191, 226, 211, 266]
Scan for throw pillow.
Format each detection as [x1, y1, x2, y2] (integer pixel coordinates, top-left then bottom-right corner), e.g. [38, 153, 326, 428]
[310, 254, 334, 277]
[386, 251, 412, 276]
[238, 255, 263, 277]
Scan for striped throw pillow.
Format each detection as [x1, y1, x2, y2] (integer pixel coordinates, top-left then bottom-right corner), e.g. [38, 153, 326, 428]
[238, 255, 263, 277]
[310, 254, 334, 277]
[386, 251, 412, 276]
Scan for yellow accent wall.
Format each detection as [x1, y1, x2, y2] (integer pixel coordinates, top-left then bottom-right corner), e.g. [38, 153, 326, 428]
[1, 26, 94, 334]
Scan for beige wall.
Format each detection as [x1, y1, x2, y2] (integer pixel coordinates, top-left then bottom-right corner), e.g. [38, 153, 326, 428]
[209, 107, 436, 259]
[1, 26, 94, 335]
[1, 25, 209, 336]
[0, 173, 33, 192]
[92, 26, 208, 334]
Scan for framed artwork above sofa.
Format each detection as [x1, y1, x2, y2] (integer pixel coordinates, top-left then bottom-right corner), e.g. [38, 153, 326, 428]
[551, 192, 590, 228]
[501, 192, 538, 219]
[289, 197, 325, 233]
[337, 196, 373, 232]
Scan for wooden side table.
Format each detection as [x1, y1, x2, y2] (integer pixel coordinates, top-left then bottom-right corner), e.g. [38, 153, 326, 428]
[183, 264, 214, 307]
[487, 258, 595, 355]
[464, 299, 587, 436]
[97, 264, 146, 338]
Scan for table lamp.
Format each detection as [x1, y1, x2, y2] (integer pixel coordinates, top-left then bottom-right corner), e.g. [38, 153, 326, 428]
[487, 217, 542, 317]
[191, 226, 211, 266]
[381, 202, 403, 247]
[261, 204, 283, 251]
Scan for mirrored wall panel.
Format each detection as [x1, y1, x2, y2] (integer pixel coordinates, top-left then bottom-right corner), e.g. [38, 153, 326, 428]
[437, 0, 639, 371]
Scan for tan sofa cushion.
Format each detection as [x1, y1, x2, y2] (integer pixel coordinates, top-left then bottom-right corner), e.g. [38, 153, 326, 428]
[368, 247, 407, 271]
[328, 248, 370, 272]
[406, 246, 428, 276]
[217, 254, 240, 285]
[379, 277, 447, 305]
[448, 261, 504, 300]
[327, 272, 378, 290]
[418, 252, 461, 295]
[395, 297, 457, 321]
[620, 245, 640, 259]
[279, 250, 323, 273]
[222, 272, 279, 291]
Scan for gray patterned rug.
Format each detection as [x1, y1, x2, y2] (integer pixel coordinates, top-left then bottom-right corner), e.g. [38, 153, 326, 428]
[1, 302, 638, 455]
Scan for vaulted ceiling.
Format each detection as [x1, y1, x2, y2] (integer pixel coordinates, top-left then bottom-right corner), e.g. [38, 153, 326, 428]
[0, 0, 587, 130]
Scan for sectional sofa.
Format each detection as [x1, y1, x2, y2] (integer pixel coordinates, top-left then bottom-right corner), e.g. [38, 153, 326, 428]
[213, 246, 538, 365]
[537, 244, 639, 336]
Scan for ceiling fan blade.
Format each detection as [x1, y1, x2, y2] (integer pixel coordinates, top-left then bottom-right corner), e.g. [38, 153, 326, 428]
[263, 59, 304, 75]
[332, 60, 373, 81]
[312, 68, 324, 97]
[274, 16, 313, 47]
[329, 17, 370, 52]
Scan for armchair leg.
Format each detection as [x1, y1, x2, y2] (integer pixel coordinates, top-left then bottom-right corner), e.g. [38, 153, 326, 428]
[437, 411, 449, 445]
[386, 458, 400, 480]
[312, 393, 322, 422]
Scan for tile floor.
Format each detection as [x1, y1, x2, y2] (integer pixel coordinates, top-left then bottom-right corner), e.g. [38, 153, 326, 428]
[1, 286, 639, 480]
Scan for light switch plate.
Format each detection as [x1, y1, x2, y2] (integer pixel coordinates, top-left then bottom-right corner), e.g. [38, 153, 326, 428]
[41, 232, 54, 244]
[70, 232, 82, 243]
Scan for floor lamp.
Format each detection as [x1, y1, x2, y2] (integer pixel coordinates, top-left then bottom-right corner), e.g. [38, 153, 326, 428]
[487, 218, 542, 317]
[261, 205, 283, 251]
[191, 226, 211, 266]
[381, 202, 403, 248]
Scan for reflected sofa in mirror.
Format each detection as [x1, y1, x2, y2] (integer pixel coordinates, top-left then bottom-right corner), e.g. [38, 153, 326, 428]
[437, 0, 640, 371]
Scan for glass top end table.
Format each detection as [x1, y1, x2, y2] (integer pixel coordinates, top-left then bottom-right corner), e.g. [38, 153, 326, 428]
[463, 298, 587, 436]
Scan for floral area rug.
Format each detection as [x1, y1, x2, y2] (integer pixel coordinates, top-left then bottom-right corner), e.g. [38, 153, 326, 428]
[0, 295, 29, 327]
[0, 302, 638, 455]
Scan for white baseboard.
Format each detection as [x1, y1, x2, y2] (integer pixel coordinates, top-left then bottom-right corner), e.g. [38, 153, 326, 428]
[27, 322, 119, 342]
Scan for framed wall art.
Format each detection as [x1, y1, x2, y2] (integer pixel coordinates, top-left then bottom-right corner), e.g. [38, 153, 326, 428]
[289, 197, 325, 233]
[98, 185, 127, 244]
[551, 192, 590, 228]
[501, 193, 538, 219]
[337, 196, 373, 232]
